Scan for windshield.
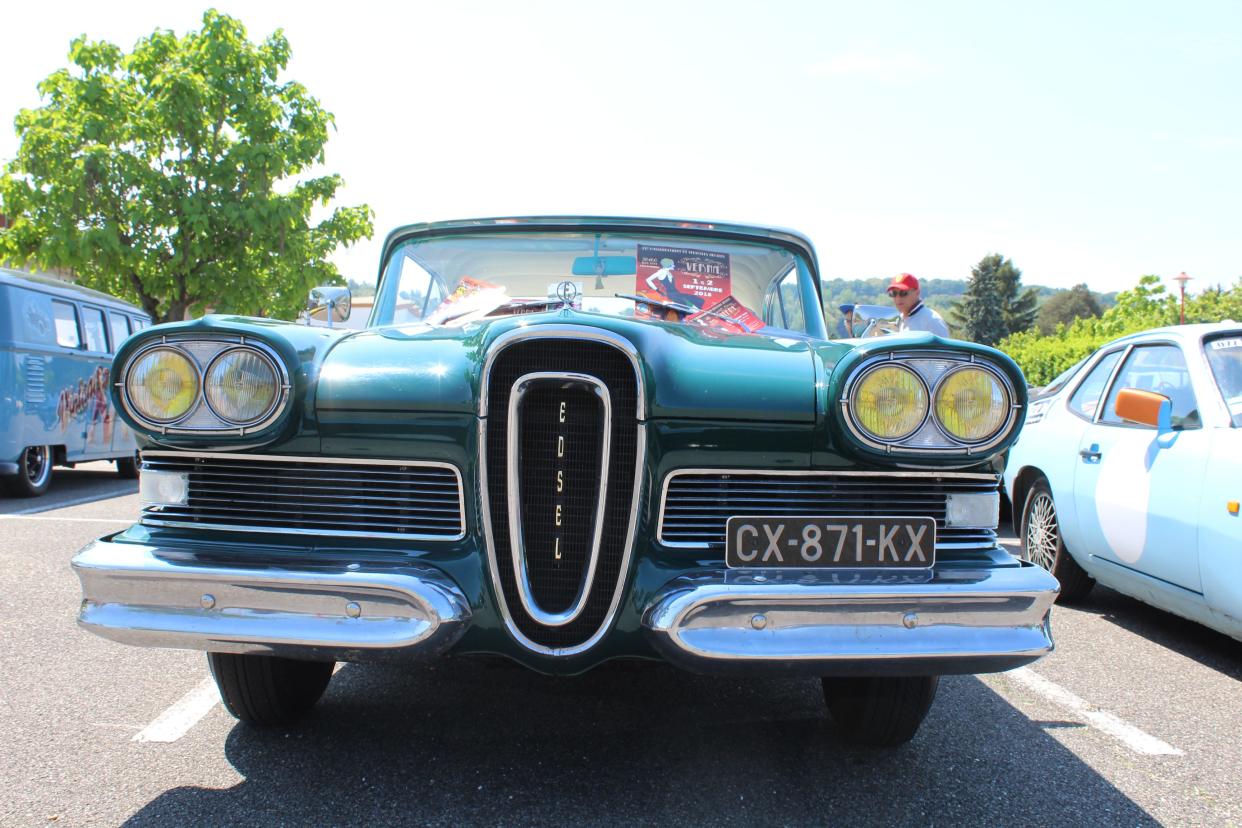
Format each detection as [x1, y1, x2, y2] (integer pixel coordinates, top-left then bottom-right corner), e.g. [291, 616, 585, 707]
[372, 231, 817, 336]
[1205, 334, 1242, 426]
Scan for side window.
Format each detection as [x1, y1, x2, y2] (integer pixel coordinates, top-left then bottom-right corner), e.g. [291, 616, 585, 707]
[388, 251, 445, 324]
[1068, 349, 1122, 420]
[131, 317, 148, 331]
[109, 312, 131, 352]
[52, 301, 81, 348]
[769, 267, 806, 333]
[82, 306, 108, 353]
[1102, 344, 1200, 429]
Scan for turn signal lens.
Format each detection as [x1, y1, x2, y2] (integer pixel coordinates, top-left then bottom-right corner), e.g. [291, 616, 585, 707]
[127, 348, 198, 423]
[934, 367, 1009, 442]
[852, 365, 928, 440]
[204, 348, 279, 424]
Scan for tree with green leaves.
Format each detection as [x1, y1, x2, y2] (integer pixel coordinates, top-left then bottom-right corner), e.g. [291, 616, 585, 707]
[1036, 283, 1102, 334]
[948, 253, 1038, 345]
[0, 10, 372, 323]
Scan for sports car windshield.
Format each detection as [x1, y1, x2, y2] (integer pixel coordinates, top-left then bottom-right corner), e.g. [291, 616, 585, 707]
[373, 231, 816, 336]
[1205, 334, 1242, 426]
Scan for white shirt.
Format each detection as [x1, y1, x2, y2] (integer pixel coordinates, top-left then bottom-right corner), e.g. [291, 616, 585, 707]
[899, 302, 950, 337]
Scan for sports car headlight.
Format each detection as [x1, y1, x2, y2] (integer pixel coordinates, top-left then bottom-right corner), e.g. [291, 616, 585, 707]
[204, 348, 280, 424]
[125, 347, 199, 423]
[934, 367, 1009, 442]
[851, 365, 928, 440]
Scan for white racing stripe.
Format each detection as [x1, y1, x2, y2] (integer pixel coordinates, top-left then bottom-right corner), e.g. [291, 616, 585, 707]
[132, 678, 220, 743]
[1008, 667, 1183, 756]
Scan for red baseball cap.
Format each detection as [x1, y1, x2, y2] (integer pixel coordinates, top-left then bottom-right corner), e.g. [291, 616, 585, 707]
[887, 273, 919, 293]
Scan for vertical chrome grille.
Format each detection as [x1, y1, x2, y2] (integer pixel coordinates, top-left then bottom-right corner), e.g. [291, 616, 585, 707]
[483, 335, 640, 653]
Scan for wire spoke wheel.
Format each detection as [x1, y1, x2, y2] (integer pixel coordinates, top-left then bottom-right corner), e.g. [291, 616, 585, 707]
[1024, 491, 1059, 571]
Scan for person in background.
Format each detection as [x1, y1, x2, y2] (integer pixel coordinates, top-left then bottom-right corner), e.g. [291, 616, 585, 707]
[887, 273, 949, 337]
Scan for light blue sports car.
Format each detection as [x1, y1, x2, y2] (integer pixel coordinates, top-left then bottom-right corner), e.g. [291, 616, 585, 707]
[1004, 322, 1242, 641]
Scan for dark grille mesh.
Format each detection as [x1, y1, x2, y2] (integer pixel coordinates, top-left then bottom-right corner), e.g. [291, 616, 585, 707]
[486, 339, 638, 650]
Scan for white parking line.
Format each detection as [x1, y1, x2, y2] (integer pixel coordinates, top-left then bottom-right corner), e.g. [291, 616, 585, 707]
[1008, 667, 1183, 756]
[132, 678, 220, 743]
[3, 489, 136, 516]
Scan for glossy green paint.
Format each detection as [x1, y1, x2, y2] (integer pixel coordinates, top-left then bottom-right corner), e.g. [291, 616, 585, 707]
[319, 310, 817, 422]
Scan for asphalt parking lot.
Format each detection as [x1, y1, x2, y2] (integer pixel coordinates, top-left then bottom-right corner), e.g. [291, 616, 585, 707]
[2, 465, 1240, 826]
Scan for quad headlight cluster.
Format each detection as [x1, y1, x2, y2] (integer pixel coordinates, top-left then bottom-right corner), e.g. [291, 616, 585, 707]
[120, 338, 289, 433]
[844, 355, 1016, 453]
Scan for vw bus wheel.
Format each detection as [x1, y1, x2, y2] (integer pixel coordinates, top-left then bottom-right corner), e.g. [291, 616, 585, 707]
[5, 445, 53, 497]
[1021, 477, 1094, 602]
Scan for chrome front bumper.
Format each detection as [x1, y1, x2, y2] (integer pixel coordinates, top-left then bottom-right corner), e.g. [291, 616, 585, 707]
[72, 538, 470, 661]
[642, 563, 1059, 676]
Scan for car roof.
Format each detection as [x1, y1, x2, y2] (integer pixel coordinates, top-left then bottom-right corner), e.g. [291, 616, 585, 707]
[0, 267, 147, 315]
[1106, 321, 1242, 349]
[378, 216, 822, 280]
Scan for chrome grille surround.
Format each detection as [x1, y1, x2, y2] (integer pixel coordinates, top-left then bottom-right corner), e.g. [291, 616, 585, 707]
[140, 451, 465, 540]
[479, 325, 646, 657]
[658, 469, 1000, 552]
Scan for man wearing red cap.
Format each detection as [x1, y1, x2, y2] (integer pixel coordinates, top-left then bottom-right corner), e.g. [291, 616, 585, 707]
[887, 273, 949, 337]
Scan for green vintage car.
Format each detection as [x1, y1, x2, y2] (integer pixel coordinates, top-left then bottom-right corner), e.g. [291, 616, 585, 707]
[72, 217, 1058, 746]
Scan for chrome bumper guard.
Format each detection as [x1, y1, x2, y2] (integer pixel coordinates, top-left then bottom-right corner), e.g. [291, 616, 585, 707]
[72, 538, 470, 661]
[643, 563, 1059, 676]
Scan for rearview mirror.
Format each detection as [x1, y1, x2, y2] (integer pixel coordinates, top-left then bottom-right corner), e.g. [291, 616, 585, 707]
[306, 286, 352, 327]
[571, 256, 638, 277]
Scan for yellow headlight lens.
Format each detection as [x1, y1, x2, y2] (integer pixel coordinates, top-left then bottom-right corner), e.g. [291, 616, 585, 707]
[935, 367, 1009, 442]
[852, 365, 928, 440]
[204, 348, 279, 424]
[126, 348, 198, 422]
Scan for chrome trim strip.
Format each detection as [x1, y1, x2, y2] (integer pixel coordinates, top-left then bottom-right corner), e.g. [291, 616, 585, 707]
[478, 326, 646, 656]
[139, 451, 467, 541]
[656, 468, 999, 549]
[72, 538, 471, 661]
[479, 325, 645, 420]
[506, 372, 612, 627]
[839, 352, 1020, 455]
[642, 563, 1058, 676]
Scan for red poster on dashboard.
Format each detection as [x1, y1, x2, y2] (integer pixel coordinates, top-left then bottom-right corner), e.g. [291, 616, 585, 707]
[688, 296, 765, 334]
[635, 245, 731, 314]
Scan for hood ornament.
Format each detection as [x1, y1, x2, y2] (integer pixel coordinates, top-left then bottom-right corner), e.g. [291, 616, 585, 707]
[555, 280, 580, 309]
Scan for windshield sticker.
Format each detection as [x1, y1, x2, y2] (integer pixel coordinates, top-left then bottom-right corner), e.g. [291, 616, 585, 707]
[635, 245, 730, 316]
[1209, 338, 1242, 350]
[688, 296, 764, 334]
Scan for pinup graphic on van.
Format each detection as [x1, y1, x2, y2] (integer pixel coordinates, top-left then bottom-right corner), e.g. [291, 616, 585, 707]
[57, 366, 114, 443]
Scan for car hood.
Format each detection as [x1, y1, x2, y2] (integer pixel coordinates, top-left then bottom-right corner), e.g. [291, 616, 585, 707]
[315, 312, 816, 422]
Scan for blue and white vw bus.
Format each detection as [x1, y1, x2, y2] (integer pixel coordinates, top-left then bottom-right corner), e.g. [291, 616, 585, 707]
[0, 268, 152, 496]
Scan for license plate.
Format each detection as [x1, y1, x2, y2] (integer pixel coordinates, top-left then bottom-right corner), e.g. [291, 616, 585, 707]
[725, 516, 936, 569]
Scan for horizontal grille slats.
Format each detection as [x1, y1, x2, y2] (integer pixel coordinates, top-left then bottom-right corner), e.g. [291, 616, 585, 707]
[141, 454, 464, 539]
[660, 472, 998, 554]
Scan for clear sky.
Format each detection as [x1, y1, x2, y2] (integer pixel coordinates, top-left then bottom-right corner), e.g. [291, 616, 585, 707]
[3, 1, 1239, 294]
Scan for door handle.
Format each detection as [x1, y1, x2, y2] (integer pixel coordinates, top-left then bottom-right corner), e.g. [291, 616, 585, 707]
[1079, 443, 1101, 462]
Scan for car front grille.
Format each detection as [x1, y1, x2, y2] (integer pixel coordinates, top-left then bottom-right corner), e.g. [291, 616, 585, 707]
[659, 471, 1000, 554]
[140, 452, 465, 539]
[484, 337, 639, 652]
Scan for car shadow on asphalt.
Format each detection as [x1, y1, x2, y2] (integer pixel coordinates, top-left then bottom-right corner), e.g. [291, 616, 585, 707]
[121, 659, 1160, 827]
[1064, 585, 1242, 681]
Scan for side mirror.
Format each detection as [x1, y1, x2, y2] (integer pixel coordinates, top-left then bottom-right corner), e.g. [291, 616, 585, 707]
[306, 286, 352, 328]
[850, 304, 901, 337]
[1114, 387, 1172, 433]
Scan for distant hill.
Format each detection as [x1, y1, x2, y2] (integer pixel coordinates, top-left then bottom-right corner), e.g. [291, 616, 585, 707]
[820, 278, 1116, 333]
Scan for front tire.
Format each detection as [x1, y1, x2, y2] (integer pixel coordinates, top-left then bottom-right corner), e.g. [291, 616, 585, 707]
[4, 445, 53, 497]
[116, 451, 141, 480]
[822, 675, 939, 747]
[207, 653, 334, 726]
[1021, 476, 1094, 602]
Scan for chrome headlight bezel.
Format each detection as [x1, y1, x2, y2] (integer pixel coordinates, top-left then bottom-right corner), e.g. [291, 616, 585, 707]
[118, 336, 291, 435]
[122, 345, 201, 426]
[202, 346, 284, 426]
[841, 352, 1020, 455]
[848, 363, 930, 441]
